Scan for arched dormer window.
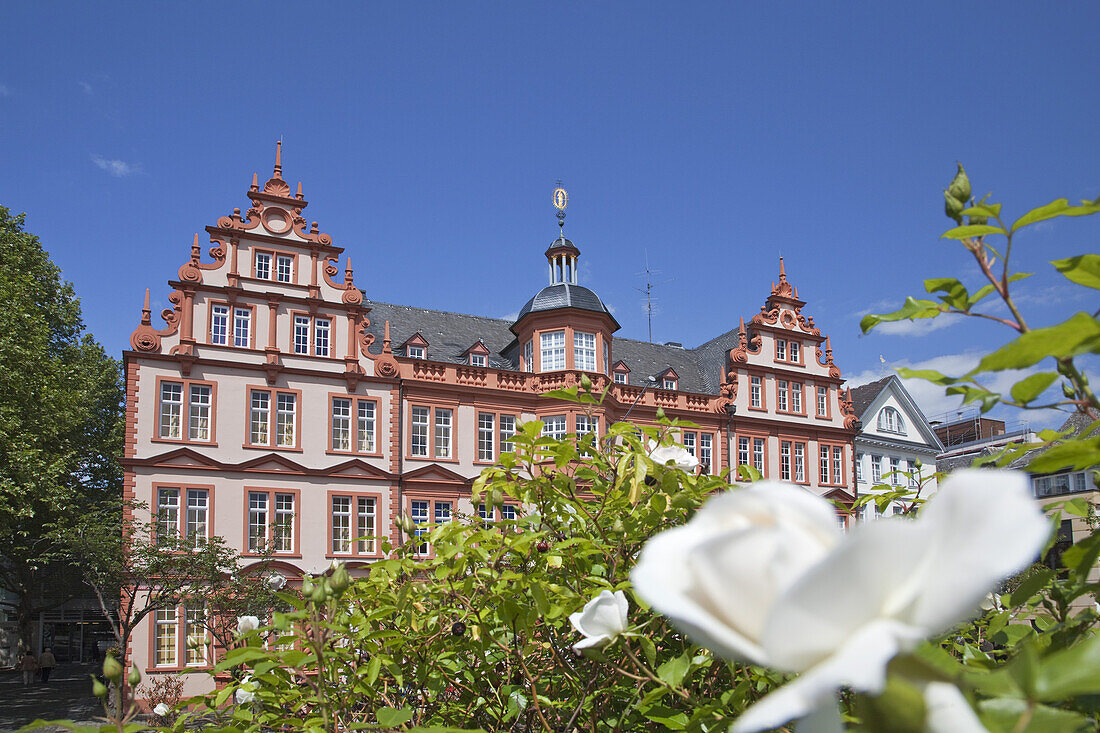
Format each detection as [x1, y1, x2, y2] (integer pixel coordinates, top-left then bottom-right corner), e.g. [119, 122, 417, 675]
[878, 407, 906, 434]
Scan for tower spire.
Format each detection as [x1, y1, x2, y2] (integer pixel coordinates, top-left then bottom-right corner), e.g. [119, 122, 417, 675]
[545, 183, 579, 286]
[552, 180, 568, 237]
[273, 140, 283, 179]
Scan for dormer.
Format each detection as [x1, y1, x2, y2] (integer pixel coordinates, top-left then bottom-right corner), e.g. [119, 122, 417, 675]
[612, 361, 631, 384]
[657, 368, 679, 391]
[463, 340, 491, 367]
[401, 332, 429, 360]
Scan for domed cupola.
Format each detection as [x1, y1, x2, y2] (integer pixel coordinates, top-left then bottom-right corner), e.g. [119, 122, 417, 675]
[511, 185, 618, 375]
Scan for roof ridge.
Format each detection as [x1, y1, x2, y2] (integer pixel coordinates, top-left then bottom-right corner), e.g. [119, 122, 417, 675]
[366, 300, 515, 324]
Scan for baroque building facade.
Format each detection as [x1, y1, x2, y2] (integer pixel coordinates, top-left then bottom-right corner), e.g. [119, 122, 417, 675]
[123, 147, 859, 692]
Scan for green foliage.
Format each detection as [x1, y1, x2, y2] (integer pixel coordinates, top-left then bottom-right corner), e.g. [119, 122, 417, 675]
[0, 205, 124, 646]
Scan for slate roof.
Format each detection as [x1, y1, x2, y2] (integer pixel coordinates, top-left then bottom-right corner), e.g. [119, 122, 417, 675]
[516, 283, 618, 325]
[1008, 408, 1100, 471]
[361, 298, 734, 395]
[851, 377, 892, 418]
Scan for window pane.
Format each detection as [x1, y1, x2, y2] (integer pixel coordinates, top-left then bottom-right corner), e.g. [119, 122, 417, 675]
[543, 415, 567, 440]
[255, 252, 271, 279]
[411, 500, 429, 554]
[833, 447, 843, 486]
[778, 380, 788, 411]
[250, 390, 270, 445]
[791, 383, 802, 413]
[357, 497, 376, 554]
[160, 383, 183, 439]
[210, 305, 228, 345]
[574, 331, 596, 371]
[478, 413, 495, 461]
[435, 501, 452, 524]
[357, 401, 375, 453]
[233, 308, 251, 348]
[820, 446, 830, 484]
[185, 605, 207, 665]
[276, 393, 296, 447]
[434, 408, 452, 459]
[753, 438, 765, 471]
[794, 443, 805, 482]
[411, 407, 429, 457]
[817, 386, 828, 416]
[750, 376, 761, 408]
[500, 415, 516, 454]
[294, 316, 310, 355]
[781, 441, 791, 481]
[188, 385, 211, 441]
[332, 398, 351, 451]
[276, 255, 293, 283]
[274, 493, 294, 552]
[155, 607, 178, 667]
[248, 492, 268, 552]
[331, 496, 351, 553]
[540, 330, 566, 371]
[314, 318, 330, 357]
[157, 488, 179, 544]
[700, 434, 712, 473]
[186, 489, 208, 541]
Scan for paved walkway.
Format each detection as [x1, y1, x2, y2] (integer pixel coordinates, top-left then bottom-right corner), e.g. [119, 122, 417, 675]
[0, 663, 104, 732]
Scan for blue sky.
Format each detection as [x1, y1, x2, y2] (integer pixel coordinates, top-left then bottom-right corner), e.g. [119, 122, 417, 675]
[1, 2, 1096, 429]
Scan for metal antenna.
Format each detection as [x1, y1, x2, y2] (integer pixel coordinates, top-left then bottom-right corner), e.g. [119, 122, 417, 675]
[635, 249, 672, 343]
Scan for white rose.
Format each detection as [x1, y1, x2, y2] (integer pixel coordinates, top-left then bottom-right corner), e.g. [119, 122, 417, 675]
[235, 675, 256, 705]
[631, 470, 1049, 733]
[236, 615, 260, 635]
[569, 589, 629, 653]
[267, 573, 287, 591]
[152, 703, 171, 717]
[650, 444, 699, 472]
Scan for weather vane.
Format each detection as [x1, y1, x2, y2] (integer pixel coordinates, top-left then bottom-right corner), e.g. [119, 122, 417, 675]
[553, 180, 568, 233]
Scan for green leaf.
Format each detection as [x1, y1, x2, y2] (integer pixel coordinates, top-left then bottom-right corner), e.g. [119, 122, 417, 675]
[860, 297, 945, 333]
[367, 655, 382, 685]
[1009, 372, 1059, 404]
[642, 706, 688, 729]
[896, 368, 959, 385]
[1035, 634, 1100, 701]
[1061, 530, 1100, 576]
[941, 224, 1006, 240]
[978, 698, 1086, 733]
[1011, 197, 1100, 232]
[377, 707, 415, 727]
[972, 312, 1100, 373]
[1028, 436, 1100, 474]
[1052, 254, 1100, 290]
[961, 202, 1002, 219]
[638, 636, 657, 668]
[657, 652, 690, 687]
[1008, 566, 1053, 606]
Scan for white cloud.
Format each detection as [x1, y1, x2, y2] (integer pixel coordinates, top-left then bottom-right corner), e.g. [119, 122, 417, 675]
[79, 81, 93, 95]
[872, 316, 958, 337]
[91, 154, 141, 177]
[499, 311, 518, 321]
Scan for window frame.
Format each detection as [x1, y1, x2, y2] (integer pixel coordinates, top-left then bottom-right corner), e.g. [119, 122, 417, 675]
[780, 439, 809, 484]
[818, 443, 847, 487]
[539, 330, 567, 372]
[816, 385, 831, 419]
[406, 496, 457, 557]
[774, 338, 803, 365]
[153, 377, 218, 446]
[542, 414, 568, 440]
[748, 374, 766, 410]
[243, 487, 301, 557]
[471, 409, 520, 465]
[327, 490, 384, 559]
[230, 303, 256, 349]
[406, 403, 459, 462]
[249, 248, 298, 284]
[153, 483, 215, 546]
[244, 387, 303, 451]
[208, 302, 230, 346]
[289, 310, 335, 358]
[327, 394, 380, 456]
[877, 407, 907, 435]
[147, 602, 212, 672]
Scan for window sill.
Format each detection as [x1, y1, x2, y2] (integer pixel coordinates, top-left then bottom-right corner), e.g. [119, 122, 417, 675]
[242, 444, 304, 453]
[404, 455, 461, 464]
[145, 665, 211, 675]
[325, 553, 383, 561]
[151, 437, 218, 447]
[241, 553, 301, 559]
[326, 449, 384, 459]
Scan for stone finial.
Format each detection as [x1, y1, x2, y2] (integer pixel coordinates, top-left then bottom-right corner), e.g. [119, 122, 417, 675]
[250, 173, 259, 192]
[273, 140, 282, 179]
[140, 288, 152, 325]
[296, 181, 303, 200]
[382, 321, 392, 354]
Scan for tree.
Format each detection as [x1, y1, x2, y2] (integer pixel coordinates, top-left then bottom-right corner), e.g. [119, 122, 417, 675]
[0, 205, 124, 650]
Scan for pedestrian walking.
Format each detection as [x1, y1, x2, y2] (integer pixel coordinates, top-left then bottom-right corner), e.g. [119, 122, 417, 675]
[38, 647, 56, 683]
[19, 650, 37, 686]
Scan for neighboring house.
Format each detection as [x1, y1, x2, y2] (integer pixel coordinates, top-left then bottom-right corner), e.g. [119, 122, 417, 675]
[933, 409, 1038, 473]
[122, 146, 858, 697]
[850, 375, 944, 518]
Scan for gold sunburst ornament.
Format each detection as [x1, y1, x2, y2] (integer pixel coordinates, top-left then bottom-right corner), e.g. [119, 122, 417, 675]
[553, 185, 568, 211]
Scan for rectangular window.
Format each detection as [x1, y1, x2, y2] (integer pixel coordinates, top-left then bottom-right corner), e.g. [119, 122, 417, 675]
[781, 441, 791, 481]
[314, 318, 330, 357]
[543, 415, 567, 439]
[156, 487, 179, 545]
[794, 443, 805, 482]
[478, 412, 495, 461]
[357, 401, 375, 453]
[411, 500, 429, 554]
[276, 393, 296, 447]
[700, 433, 713, 474]
[501, 505, 517, 522]
[250, 390, 270, 445]
[890, 457, 900, 486]
[478, 503, 492, 529]
[500, 415, 516, 454]
[776, 339, 786, 361]
[683, 431, 696, 457]
[791, 383, 802, 414]
[274, 493, 294, 552]
[185, 605, 207, 666]
[574, 331, 596, 371]
[738, 437, 750, 469]
[411, 407, 429, 457]
[188, 385, 212, 441]
[210, 304, 228, 345]
[185, 488, 208, 541]
[275, 254, 293, 283]
[154, 607, 178, 667]
[254, 252, 271, 280]
[407, 345, 424, 359]
[435, 501, 452, 525]
[817, 386, 828, 417]
[248, 492, 268, 552]
[907, 459, 919, 488]
[434, 408, 452, 459]
[753, 438, 765, 472]
[751, 376, 762, 408]
[777, 380, 788, 412]
[159, 383, 183, 439]
[789, 341, 800, 362]
[540, 330, 566, 371]
[614, 372, 627, 384]
[332, 398, 352, 451]
[663, 378, 677, 390]
[357, 497, 376, 554]
[331, 496, 351, 554]
[294, 315, 310, 355]
[856, 453, 864, 482]
[820, 445, 830, 484]
[576, 415, 598, 436]
[524, 340, 533, 372]
[233, 307, 251, 348]
[470, 353, 487, 367]
[603, 341, 609, 375]
[871, 455, 883, 483]
[833, 447, 843, 486]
